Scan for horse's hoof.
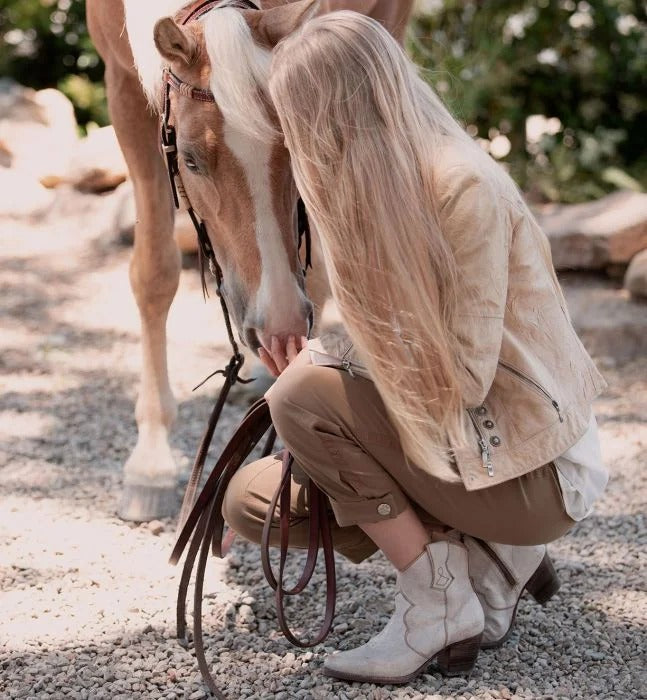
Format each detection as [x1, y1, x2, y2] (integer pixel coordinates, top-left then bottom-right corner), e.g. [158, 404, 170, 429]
[118, 484, 179, 522]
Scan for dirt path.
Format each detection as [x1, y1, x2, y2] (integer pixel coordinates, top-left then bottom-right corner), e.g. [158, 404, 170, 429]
[1, 189, 645, 699]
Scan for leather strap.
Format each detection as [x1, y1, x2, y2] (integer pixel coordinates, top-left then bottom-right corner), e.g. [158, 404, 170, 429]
[171, 399, 337, 696]
[171, 397, 270, 564]
[164, 1, 323, 694]
[261, 450, 336, 647]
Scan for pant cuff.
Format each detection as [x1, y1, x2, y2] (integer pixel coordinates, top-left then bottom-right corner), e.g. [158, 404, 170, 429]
[329, 491, 410, 527]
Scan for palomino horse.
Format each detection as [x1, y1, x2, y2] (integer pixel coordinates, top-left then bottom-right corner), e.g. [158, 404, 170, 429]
[87, 0, 414, 521]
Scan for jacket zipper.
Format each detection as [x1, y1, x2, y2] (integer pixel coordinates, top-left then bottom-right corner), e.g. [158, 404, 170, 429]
[498, 361, 564, 423]
[340, 343, 355, 378]
[467, 408, 494, 477]
[340, 342, 371, 379]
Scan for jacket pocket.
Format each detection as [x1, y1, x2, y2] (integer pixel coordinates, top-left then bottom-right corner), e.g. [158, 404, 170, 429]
[497, 361, 564, 424]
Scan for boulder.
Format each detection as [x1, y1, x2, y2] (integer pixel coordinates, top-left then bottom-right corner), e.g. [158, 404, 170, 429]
[561, 272, 647, 364]
[174, 210, 200, 253]
[0, 168, 55, 218]
[67, 125, 128, 193]
[107, 182, 199, 253]
[535, 190, 647, 271]
[0, 79, 78, 187]
[624, 249, 647, 300]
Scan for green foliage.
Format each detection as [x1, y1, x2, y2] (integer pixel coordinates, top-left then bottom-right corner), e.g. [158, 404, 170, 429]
[0, 0, 645, 201]
[0, 0, 107, 128]
[409, 0, 647, 202]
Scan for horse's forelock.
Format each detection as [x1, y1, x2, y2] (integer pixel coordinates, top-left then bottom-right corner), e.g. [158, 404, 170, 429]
[201, 7, 278, 142]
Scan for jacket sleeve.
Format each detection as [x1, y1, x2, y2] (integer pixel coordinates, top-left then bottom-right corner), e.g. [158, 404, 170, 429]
[437, 166, 512, 407]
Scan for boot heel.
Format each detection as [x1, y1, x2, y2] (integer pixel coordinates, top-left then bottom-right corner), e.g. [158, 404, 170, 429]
[435, 634, 482, 677]
[525, 553, 560, 605]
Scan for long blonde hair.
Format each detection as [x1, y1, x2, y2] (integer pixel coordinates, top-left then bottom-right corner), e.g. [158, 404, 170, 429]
[268, 11, 508, 465]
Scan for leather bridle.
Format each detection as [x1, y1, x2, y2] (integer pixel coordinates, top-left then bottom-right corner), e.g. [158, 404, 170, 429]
[160, 3, 333, 698]
[159, 0, 312, 390]
[159, 0, 313, 525]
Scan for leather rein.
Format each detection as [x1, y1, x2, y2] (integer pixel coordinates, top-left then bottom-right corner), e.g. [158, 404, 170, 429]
[160, 2, 335, 697]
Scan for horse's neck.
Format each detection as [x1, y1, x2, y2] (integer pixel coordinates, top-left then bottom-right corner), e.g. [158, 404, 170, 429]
[123, 0, 188, 104]
[321, 0, 415, 43]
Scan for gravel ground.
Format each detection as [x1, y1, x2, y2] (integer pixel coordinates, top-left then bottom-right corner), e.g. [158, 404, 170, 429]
[1, 189, 646, 700]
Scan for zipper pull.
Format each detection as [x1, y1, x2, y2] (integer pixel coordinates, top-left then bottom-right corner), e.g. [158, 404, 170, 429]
[479, 439, 494, 477]
[552, 400, 564, 423]
[341, 359, 355, 378]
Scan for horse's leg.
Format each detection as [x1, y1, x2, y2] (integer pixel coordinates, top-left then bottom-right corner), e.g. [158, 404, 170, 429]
[89, 1, 182, 520]
[111, 70, 181, 520]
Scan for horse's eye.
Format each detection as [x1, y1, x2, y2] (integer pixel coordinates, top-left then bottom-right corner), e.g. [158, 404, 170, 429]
[183, 154, 200, 173]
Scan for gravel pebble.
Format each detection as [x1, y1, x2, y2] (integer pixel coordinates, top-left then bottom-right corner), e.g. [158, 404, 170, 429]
[1, 193, 645, 700]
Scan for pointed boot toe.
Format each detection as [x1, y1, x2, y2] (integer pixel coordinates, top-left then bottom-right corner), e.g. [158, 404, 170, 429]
[323, 540, 484, 685]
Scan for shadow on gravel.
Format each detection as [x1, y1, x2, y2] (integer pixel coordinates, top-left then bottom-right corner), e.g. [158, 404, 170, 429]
[2, 592, 643, 700]
[0, 356, 256, 521]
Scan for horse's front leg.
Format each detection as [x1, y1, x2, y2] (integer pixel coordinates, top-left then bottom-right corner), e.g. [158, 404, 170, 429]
[103, 58, 181, 521]
[124, 165, 181, 520]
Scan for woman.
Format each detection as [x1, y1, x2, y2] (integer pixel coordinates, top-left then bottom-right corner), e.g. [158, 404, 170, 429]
[223, 10, 608, 684]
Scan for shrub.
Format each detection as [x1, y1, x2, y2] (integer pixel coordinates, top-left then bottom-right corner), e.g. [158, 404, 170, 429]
[0, 0, 107, 129]
[409, 0, 646, 202]
[1, 0, 644, 202]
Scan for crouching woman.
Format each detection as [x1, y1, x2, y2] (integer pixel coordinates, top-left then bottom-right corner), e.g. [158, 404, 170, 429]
[223, 10, 608, 685]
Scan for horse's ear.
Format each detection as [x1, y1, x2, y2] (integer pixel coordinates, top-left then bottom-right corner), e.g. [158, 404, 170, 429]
[154, 17, 197, 65]
[249, 0, 320, 48]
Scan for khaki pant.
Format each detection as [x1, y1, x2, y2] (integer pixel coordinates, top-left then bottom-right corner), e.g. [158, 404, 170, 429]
[223, 365, 574, 563]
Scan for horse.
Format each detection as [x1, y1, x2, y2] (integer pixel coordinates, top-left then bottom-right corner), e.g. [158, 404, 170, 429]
[86, 0, 415, 521]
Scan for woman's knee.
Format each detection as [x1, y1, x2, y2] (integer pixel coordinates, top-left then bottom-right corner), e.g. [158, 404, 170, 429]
[267, 364, 342, 439]
[222, 461, 272, 545]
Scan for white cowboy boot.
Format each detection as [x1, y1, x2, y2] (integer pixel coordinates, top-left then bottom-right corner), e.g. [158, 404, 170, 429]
[464, 537, 561, 649]
[323, 540, 484, 684]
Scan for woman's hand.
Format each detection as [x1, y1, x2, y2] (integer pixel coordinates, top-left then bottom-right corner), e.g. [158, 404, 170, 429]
[258, 335, 310, 378]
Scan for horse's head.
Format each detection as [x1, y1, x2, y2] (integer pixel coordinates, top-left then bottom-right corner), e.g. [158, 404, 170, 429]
[153, 0, 319, 354]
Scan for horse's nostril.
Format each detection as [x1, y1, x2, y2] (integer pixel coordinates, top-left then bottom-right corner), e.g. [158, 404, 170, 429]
[243, 327, 261, 353]
[306, 307, 314, 338]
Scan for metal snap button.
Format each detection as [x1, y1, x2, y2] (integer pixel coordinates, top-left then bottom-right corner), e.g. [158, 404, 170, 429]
[490, 436, 501, 447]
[483, 419, 495, 429]
[377, 503, 391, 516]
[475, 406, 487, 415]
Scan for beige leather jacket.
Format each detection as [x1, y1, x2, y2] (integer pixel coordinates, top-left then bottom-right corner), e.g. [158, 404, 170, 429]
[310, 139, 607, 491]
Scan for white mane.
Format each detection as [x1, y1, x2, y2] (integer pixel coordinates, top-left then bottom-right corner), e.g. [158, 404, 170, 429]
[124, 0, 188, 106]
[202, 8, 277, 141]
[124, 0, 277, 141]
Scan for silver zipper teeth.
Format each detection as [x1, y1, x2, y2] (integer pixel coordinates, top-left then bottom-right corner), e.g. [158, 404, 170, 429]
[498, 362, 564, 423]
[340, 343, 366, 378]
[468, 409, 494, 477]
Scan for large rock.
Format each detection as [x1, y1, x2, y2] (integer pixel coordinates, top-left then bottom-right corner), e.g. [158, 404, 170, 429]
[0, 168, 55, 218]
[67, 125, 129, 193]
[624, 249, 647, 300]
[174, 210, 201, 253]
[536, 190, 647, 271]
[561, 272, 647, 364]
[0, 79, 78, 187]
[108, 181, 200, 253]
